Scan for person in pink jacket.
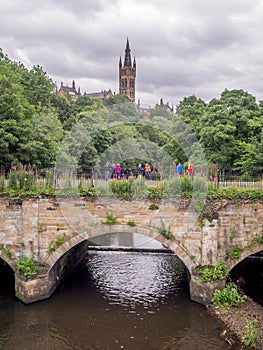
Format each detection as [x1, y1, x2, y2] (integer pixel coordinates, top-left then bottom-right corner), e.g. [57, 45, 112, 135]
[115, 163, 121, 180]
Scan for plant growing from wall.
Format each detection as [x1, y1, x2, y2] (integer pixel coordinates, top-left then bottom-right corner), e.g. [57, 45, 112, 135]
[0, 175, 5, 192]
[212, 282, 246, 307]
[0, 245, 13, 259]
[127, 220, 136, 227]
[158, 222, 175, 240]
[242, 319, 259, 348]
[38, 223, 44, 234]
[101, 212, 117, 225]
[16, 255, 38, 279]
[246, 232, 263, 249]
[196, 259, 226, 282]
[148, 203, 159, 210]
[47, 233, 67, 253]
[229, 246, 241, 259]
[230, 227, 237, 242]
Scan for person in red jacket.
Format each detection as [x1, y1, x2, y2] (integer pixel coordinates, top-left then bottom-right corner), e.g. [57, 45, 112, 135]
[144, 163, 151, 180]
[188, 162, 194, 176]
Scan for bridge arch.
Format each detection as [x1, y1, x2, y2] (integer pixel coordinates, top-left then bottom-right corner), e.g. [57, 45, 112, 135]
[0, 251, 16, 271]
[226, 244, 263, 274]
[43, 224, 193, 275]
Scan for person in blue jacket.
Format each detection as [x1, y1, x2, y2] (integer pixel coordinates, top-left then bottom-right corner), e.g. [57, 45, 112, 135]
[177, 162, 183, 176]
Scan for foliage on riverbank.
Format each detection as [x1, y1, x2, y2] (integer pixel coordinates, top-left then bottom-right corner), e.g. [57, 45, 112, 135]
[209, 282, 262, 348]
[208, 296, 263, 349]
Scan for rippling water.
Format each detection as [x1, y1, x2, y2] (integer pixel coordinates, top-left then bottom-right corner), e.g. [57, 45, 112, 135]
[0, 252, 241, 350]
[87, 252, 186, 307]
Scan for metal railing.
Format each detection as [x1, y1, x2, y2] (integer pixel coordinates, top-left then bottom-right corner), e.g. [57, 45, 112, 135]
[1, 165, 263, 189]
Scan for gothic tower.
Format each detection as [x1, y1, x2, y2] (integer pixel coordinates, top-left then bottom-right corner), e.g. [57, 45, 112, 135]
[119, 38, 136, 102]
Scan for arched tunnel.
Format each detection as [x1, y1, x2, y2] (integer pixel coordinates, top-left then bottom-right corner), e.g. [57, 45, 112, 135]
[229, 250, 263, 306]
[0, 258, 15, 300]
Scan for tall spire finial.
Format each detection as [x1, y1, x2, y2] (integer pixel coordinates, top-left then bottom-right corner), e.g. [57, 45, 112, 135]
[124, 37, 131, 67]
[126, 37, 130, 50]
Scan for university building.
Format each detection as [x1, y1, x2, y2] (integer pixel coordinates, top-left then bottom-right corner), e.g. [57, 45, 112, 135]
[58, 39, 172, 111]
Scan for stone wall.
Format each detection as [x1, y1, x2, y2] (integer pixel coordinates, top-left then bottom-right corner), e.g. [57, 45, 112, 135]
[0, 197, 262, 304]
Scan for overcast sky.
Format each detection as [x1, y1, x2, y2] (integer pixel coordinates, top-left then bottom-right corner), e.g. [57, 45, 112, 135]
[1, 0, 263, 107]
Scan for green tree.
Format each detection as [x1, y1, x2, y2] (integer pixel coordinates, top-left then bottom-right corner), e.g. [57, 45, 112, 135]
[175, 95, 206, 137]
[21, 65, 55, 107]
[103, 93, 130, 106]
[199, 89, 262, 169]
[0, 57, 34, 168]
[23, 108, 64, 166]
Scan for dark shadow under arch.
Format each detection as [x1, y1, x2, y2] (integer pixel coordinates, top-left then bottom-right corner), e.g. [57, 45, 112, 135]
[0, 256, 15, 297]
[229, 250, 263, 305]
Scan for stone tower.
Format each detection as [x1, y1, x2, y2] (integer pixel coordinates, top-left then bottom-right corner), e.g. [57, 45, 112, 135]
[119, 38, 136, 102]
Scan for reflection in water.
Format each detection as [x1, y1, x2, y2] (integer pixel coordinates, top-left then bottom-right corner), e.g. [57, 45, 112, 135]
[0, 252, 240, 350]
[88, 231, 164, 249]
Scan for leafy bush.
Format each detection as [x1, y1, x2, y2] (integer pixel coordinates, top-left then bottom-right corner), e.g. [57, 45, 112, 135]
[16, 256, 38, 279]
[109, 179, 133, 200]
[147, 185, 163, 200]
[181, 176, 194, 194]
[197, 260, 226, 282]
[8, 169, 38, 191]
[212, 282, 246, 307]
[208, 186, 263, 201]
[242, 319, 259, 347]
[78, 185, 97, 197]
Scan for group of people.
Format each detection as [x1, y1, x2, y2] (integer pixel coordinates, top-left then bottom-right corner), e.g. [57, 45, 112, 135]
[177, 162, 194, 176]
[104, 161, 194, 181]
[137, 163, 151, 180]
[104, 163, 134, 181]
[104, 162, 153, 181]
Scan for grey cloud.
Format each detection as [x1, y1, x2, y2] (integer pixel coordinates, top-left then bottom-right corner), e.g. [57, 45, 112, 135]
[1, 0, 263, 106]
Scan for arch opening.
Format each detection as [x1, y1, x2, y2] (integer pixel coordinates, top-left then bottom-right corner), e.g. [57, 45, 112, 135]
[43, 226, 193, 304]
[229, 250, 263, 306]
[54, 244, 191, 307]
[45, 228, 192, 300]
[0, 257, 15, 299]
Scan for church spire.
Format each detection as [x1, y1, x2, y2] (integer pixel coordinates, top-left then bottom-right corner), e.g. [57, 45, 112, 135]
[124, 37, 132, 67]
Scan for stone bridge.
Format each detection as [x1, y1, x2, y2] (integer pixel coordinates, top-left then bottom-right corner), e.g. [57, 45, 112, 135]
[0, 196, 262, 304]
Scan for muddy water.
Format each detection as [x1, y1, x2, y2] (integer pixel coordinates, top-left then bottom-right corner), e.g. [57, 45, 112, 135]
[0, 251, 241, 350]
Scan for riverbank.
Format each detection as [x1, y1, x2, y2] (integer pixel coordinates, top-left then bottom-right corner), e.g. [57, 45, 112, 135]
[208, 297, 263, 349]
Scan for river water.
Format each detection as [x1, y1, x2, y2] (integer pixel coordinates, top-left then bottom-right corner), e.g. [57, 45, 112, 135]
[0, 248, 242, 350]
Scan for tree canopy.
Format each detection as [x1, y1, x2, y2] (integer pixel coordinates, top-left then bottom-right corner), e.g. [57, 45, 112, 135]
[1, 49, 263, 174]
